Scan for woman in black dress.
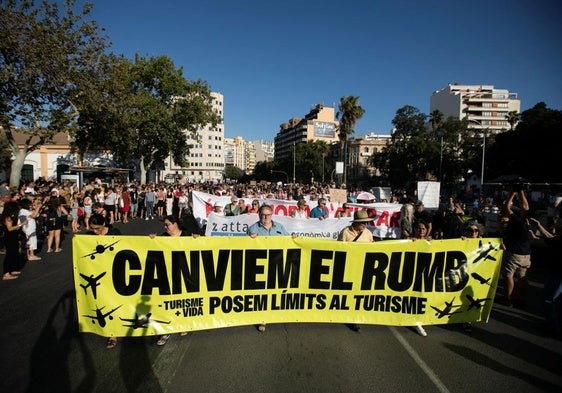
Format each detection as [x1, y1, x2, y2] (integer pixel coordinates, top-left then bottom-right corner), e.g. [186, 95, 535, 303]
[2, 201, 27, 280]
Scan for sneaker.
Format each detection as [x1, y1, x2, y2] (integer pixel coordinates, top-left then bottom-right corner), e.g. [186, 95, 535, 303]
[415, 323, 427, 337]
[348, 323, 361, 332]
[145, 217, 149, 220]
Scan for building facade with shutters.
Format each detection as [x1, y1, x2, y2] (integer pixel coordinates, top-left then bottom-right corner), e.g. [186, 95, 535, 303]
[430, 83, 520, 133]
[163, 92, 225, 183]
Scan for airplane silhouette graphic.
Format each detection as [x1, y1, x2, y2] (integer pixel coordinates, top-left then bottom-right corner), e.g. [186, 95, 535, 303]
[120, 313, 171, 329]
[430, 297, 462, 318]
[466, 294, 492, 310]
[83, 240, 120, 260]
[83, 305, 122, 327]
[472, 240, 498, 263]
[471, 272, 492, 287]
[79, 272, 106, 299]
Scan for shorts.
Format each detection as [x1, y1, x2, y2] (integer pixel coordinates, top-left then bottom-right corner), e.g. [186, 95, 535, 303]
[502, 252, 531, 278]
[26, 234, 38, 250]
[104, 204, 115, 216]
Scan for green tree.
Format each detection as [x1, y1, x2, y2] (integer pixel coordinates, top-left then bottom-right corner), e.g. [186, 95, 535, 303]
[0, 133, 13, 175]
[378, 106, 430, 189]
[295, 140, 331, 183]
[336, 96, 365, 185]
[224, 164, 244, 181]
[505, 110, 520, 131]
[252, 161, 276, 182]
[75, 54, 221, 184]
[0, 0, 108, 187]
[487, 102, 561, 182]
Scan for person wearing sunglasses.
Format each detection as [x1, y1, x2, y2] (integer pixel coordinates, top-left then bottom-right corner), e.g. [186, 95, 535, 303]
[150, 215, 200, 345]
[460, 220, 485, 333]
[336, 203, 352, 218]
[310, 198, 328, 220]
[248, 200, 260, 214]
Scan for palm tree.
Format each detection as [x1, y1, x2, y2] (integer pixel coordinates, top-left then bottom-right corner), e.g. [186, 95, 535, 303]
[505, 111, 520, 131]
[429, 109, 444, 132]
[336, 96, 365, 185]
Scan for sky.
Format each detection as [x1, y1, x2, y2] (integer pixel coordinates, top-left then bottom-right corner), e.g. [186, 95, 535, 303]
[86, 0, 562, 141]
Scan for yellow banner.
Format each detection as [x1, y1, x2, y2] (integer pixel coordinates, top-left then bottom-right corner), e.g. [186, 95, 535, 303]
[72, 235, 503, 337]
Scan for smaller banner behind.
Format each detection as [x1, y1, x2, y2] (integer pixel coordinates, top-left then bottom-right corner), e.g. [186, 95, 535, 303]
[73, 235, 502, 337]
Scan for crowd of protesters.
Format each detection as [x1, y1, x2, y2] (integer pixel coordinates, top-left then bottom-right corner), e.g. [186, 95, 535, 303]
[1, 176, 561, 338]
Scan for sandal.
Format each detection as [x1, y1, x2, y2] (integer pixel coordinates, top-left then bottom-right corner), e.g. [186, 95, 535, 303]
[179, 332, 189, 336]
[2, 273, 18, 280]
[106, 337, 117, 349]
[257, 323, 266, 332]
[54, 248, 62, 253]
[157, 334, 170, 346]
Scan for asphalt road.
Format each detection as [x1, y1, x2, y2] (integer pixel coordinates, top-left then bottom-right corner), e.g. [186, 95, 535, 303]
[1, 217, 561, 393]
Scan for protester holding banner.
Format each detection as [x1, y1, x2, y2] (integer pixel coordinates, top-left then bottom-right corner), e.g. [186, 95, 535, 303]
[337, 210, 374, 332]
[337, 210, 374, 243]
[459, 219, 486, 333]
[310, 198, 328, 220]
[411, 219, 430, 336]
[291, 199, 309, 219]
[336, 203, 352, 218]
[224, 196, 241, 216]
[248, 199, 260, 214]
[247, 204, 289, 238]
[87, 213, 122, 349]
[150, 214, 199, 345]
[238, 199, 248, 214]
[399, 203, 415, 239]
[247, 204, 290, 332]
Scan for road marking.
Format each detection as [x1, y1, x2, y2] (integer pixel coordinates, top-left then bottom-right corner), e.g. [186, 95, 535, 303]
[388, 327, 451, 393]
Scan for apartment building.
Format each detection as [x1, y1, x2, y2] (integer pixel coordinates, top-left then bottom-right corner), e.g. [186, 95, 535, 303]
[224, 136, 245, 169]
[254, 139, 274, 163]
[274, 104, 339, 161]
[347, 132, 391, 178]
[430, 84, 520, 133]
[164, 92, 225, 183]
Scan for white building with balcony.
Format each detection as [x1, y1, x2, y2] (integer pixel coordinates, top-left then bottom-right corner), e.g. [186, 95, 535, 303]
[430, 83, 520, 134]
[163, 92, 225, 183]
